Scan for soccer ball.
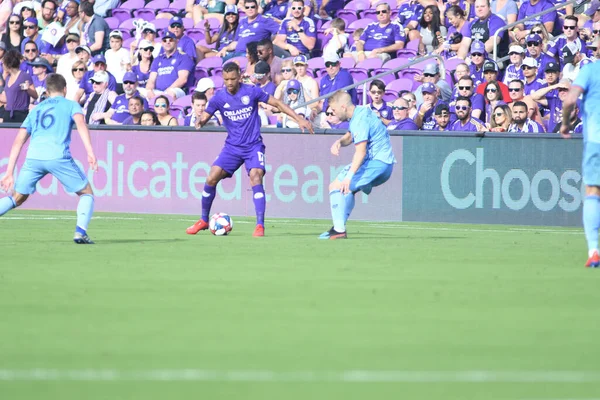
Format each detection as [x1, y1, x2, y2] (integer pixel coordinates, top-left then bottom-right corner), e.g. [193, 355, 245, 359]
[209, 213, 233, 236]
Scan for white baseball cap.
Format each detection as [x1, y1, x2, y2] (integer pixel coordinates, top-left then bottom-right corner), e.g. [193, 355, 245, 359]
[195, 77, 215, 93]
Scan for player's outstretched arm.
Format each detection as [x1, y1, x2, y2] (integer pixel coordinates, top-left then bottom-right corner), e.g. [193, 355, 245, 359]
[560, 85, 583, 138]
[1, 128, 30, 192]
[331, 131, 352, 156]
[73, 113, 98, 171]
[267, 96, 315, 134]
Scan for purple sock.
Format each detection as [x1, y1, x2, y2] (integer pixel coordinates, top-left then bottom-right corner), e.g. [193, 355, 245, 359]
[201, 184, 216, 222]
[252, 184, 266, 226]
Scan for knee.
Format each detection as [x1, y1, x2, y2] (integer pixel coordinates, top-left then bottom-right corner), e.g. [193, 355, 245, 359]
[329, 180, 341, 192]
[249, 170, 264, 186]
[13, 193, 28, 206]
[409, 30, 420, 42]
[206, 176, 219, 186]
[587, 186, 600, 196]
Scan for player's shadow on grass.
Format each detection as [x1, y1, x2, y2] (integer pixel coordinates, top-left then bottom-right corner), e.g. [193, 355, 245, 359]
[98, 239, 187, 244]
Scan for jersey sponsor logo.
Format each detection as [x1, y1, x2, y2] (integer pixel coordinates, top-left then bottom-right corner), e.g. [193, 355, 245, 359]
[157, 66, 176, 76]
[239, 29, 256, 39]
[253, 23, 259, 28]
[223, 106, 253, 121]
[371, 33, 390, 41]
[241, 95, 250, 105]
[385, 28, 391, 34]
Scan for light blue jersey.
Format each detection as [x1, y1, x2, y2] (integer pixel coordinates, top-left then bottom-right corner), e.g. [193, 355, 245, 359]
[21, 97, 84, 160]
[573, 62, 600, 144]
[348, 106, 397, 165]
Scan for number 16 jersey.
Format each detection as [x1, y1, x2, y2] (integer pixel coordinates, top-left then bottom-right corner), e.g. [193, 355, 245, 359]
[21, 97, 84, 161]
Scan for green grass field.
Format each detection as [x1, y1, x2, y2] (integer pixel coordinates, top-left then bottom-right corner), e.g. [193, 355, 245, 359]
[1, 210, 599, 400]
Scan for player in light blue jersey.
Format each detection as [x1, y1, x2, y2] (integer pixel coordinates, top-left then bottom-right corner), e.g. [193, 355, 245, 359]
[561, 61, 600, 267]
[0, 74, 98, 244]
[320, 90, 396, 240]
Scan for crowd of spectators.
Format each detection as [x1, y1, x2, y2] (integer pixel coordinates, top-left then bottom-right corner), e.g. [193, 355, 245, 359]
[0, 0, 595, 133]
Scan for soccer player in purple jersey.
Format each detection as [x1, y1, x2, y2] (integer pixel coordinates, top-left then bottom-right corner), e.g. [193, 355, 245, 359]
[186, 62, 313, 237]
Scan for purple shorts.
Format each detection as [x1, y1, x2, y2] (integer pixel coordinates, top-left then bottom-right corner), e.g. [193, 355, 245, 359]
[213, 142, 266, 177]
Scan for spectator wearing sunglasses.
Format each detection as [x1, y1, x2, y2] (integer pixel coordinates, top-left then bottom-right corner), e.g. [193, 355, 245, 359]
[101, 72, 148, 124]
[525, 23, 551, 51]
[131, 39, 154, 89]
[198, 5, 239, 61]
[74, 54, 117, 104]
[68, 60, 86, 100]
[458, 0, 508, 59]
[547, 15, 588, 67]
[481, 81, 505, 125]
[475, 60, 510, 101]
[449, 97, 486, 132]
[416, 82, 447, 130]
[502, 44, 525, 86]
[273, 0, 316, 58]
[451, 76, 483, 121]
[386, 97, 417, 131]
[468, 40, 487, 87]
[317, 53, 357, 118]
[531, 78, 572, 133]
[217, 0, 279, 61]
[414, 63, 452, 107]
[513, 0, 556, 42]
[280, 79, 311, 129]
[321, 105, 349, 130]
[521, 57, 545, 96]
[20, 17, 43, 54]
[20, 41, 39, 77]
[253, 61, 276, 96]
[368, 80, 392, 121]
[524, 33, 554, 80]
[488, 104, 512, 132]
[2, 14, 24, 54]
[158, 16, 197, 62]
[130, 23, 161, 62]
[354, 3, 405, 63]
[55, 32, 81, 84]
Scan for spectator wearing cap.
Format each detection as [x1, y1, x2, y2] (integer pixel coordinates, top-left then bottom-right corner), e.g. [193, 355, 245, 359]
[257, 38, 282, 83]
[279, 79, 311, 128]
[522, 57, 545, 96]
[449, 96, 486, 132]
[74, 54, 117, 103]
[433, 103, 451, 131]
[437, 6, 469, 58]
[105, 30, 130, 85]
[218, 0, 279, 60]
[57, 0, 82, 33]
[458, 0, 508, 59]
[78, 0, 109, 56]
[119, 96, 145, 126]
[273, 0, 317, 58]
[541, 61, 560, 99]
[131, 39, 154, 89]
[20, 41, 38, 77]
[387, 97, 418, 131]
[253, 60, 276, 96]
[2, 14, 24, 54]
[55, 32, 81, 81]
[16, 2, 39, 21]
[0, 49, 37, 123]
[531, 78, 571, 132]
[468, 40, 486, 87]
[161, 16, 197, 62]
[502, 45, 525, 85]
[416, 82, 447, 130]
[368, 79, 393, 121]
[354, 2, 405, 63]
[562, 42, 592, 82]
[28, 56, 53, 104]
[101, 71, 148, 125]
[83, 70, 116, 124]
[198, 4, 239, 61]
[144, 31, 194, 100]
[131, 23, 161, 61]
[513, 0, 556, 42]
[184, 91, 219, 127]
[508, 101, 545, 133]
[452, 76, 484, 120]
[475, 60, 510, 100]
[39, 0, 57, 31]
[506, 79, 541, 124]
[318, 53, 357, 117]
[20, 17, 42, 54]
[524, 33, 554, 80]
[193, 78, 222, 125]
[75, 44, 92, 70]
[414, 63, 452, 107]
[548, 15, 588, 67]
[293, 54, 319, 115]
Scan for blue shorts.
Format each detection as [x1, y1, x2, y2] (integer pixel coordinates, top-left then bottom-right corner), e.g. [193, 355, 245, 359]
[15, 158, 88, 195]
[213, 143, 266, 177]
[583, 142, 600, 186]
[336, 160, 394, 195]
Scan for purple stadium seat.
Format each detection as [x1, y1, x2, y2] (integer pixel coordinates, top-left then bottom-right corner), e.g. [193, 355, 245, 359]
[229, 56, 247, 70]
[173, 94, 192, 108]
[410, 59, 436, 71]
[146, 0, 170, 9]
[169, 0, 187, 10]
[349, 68, 368, 82]
[120, 30, 132, 41]
[336, 10, 358, 26]
[195, 57, 223, 80]
[211, 75, 224, 88]
[307, 56, 325, 71]
[383, 90, 397, 103]
[444, 57, 464, 72]
[133, 9, 157, 22]
[356, 88, 365, 105]
[111, 8, 132, 23]
[120, 0, 145, 9]
[170, 104, 184, 118]
[355, 58, 384, 71]
[318, 20, 332, 33]
[386, 78, 413, 93]
[361, 9, 380, 21]
[347, 19, 373, 34]
[119, 19, 136, 33]
[105, 16, 120, 30]
[339, 57, 355, 69]
[182, 17, 194, 29]
[396, 48, 417, 57]
[344, 0, 370, 13]
[305, 68, 316, 78]
[197, 17, 220, 32]
[186, 27, 205, 42]
[384, 57, 412, 71]
[123, 37, 135, 50]
[406, 39, 419, 53]
[371, 68, 395, 85]
[151, 19, 170, 32]
[397, 69, 421, 85]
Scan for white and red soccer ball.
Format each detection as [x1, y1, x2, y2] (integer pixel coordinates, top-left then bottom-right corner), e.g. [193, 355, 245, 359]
[209, 213, 233, 236]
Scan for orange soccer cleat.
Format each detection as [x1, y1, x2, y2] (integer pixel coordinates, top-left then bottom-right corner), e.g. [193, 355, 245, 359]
[586, 250, 600, 268]
[186, 219, 209, 235]
[253, 224, 265, 237]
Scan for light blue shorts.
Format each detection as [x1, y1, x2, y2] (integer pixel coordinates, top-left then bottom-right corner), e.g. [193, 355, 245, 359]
[15, 158, 88, 195]
[336, 160, 394, 195]
[583, 142, 600, 186]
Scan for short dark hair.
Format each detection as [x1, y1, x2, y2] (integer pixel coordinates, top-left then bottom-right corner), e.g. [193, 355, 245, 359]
[458, 76, 474, 86]
[46, 73, 67, 94]
[513, 101, 527, 110]
[42, 0, 57, 10]
[369, 79, 385, 92]
[222, 62, 241, 74]
[509, 79, 524, 89]
[129, 95, 143, 106]
[244, 0, 258, 5]
[456, 96, 472, 107]
[24, 41, 38, 50]
[257, 38, 273, 49]
[192, 91, 207, 102]
[292, 0, 304, 5]
[565, 15, 578, 25]
[79, 1, 95, 17]
[141, 110, 159, 125]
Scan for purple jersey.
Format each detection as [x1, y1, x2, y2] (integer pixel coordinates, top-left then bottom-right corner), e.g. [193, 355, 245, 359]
[263, 0, 289, 20]
[527, 53, 556, 80]
[524, 77, 545, 95]
[450, 92, 484, 115]
[370, 102, 393, 120]
[234, 15, 280, 53]
[470, 64, 484, 87]
[517, 0, 556, 30]
[418, 99, 447, 130]
[545, 96, 563, 132]
[131, 64, 151, 88]
[277, 17, 317, 55]
[150, 51, 194, 91]
[503, 64, 525, 84]
[396, 1, 423, 26]
[110, 91, 148, 123]
[159, 35, 197, 61]
[388, 117, 418, 130]
[360, 21, 406, 52]
[449, 117, 485, 132]
[257, 81, 277, 96]
[205, 83, 270, 149]
[508, 119, 546, 133]
[547, 36, 588, 66]
[319, 68, 357, 110]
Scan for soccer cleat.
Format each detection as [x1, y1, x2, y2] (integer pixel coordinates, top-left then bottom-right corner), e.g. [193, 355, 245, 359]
[73, 232, 94, 244]
[253, 224, 265, 237]
[318, 227, 347, 240]
[585, 251, 600, 268]
[186, 219, 209, 235]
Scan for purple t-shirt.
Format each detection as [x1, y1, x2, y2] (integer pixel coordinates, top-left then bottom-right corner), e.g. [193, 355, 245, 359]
[5, 71, 33, 111]
[150, 51, 194, 91]
[517, 0, 557, 30]
[131, 64, 151, 88]
[449, 117, 485, 131]
[524, 77, 545, 95]
[40, 41, 68, 56]
[445, 23, 471, 57]
[526, 53, 556, 80]
[257, 81, 277, 96]
[502, 64, 525, 85]
[79, 70, 118, 94]
[319, 68, 357, 110]
[330, 120, 350, 130]
[547, 36, 588, 66]
[20, 62, 34, 77]
[450, 93, 484, 120]
[159, 35, 197, 61]
[205, 83, 270, 149]
[110, 91, 148, 123]
[369, 102, 393, 120]
[263, 0, 289, 20]
[388, 117, 418, 130]
[277, 18, 317, 55]
[396, 1, 423, 26]
[360, 21, 406, 52]
[234, 15, 280, 53]
[470, 64, 484, 87]
[545, 96, 563, 132]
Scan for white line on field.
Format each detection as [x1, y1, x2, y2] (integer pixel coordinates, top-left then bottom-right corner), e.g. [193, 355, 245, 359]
[0, 370, 598, 383]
